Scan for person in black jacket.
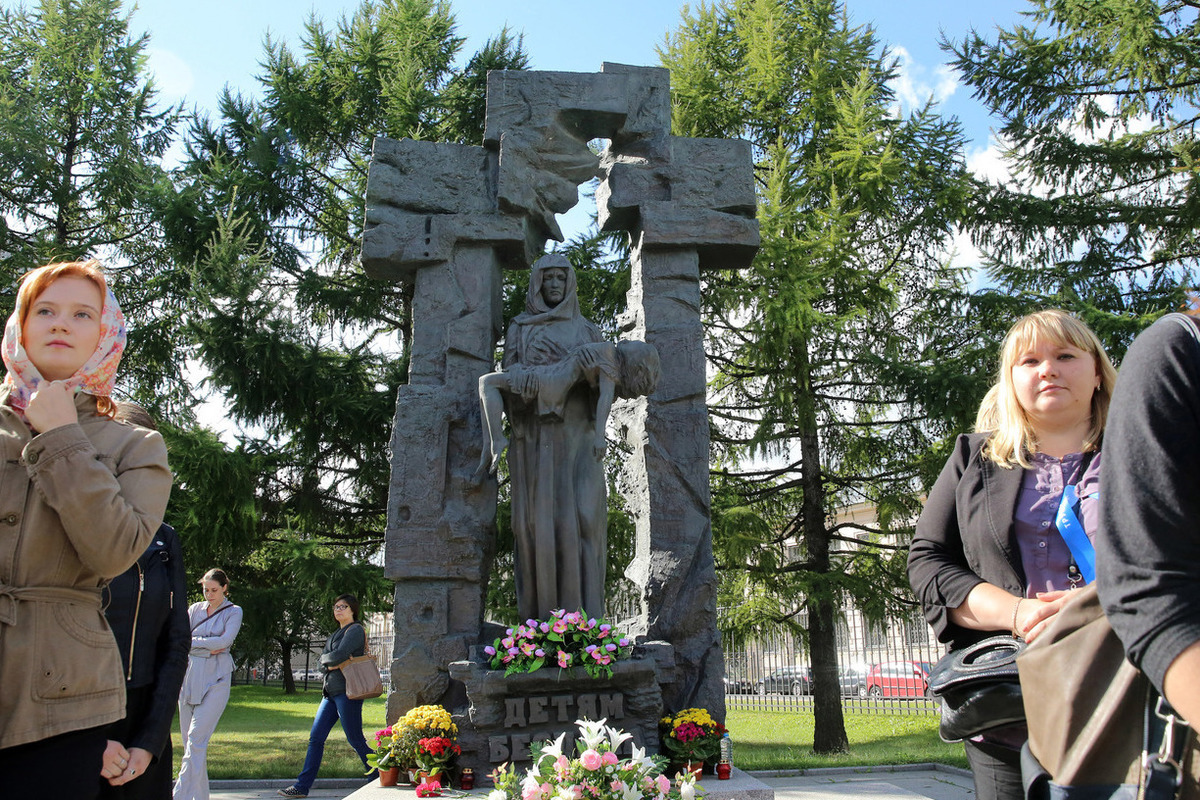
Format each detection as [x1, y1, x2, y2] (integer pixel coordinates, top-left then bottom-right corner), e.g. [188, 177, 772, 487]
[100, 523, 189, 799]
[277, 594, 376, 799]
[99, 403, 189, 799]
[908, 310, 1116, 800]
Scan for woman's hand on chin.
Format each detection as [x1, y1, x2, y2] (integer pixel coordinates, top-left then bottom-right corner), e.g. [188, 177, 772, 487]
[25, 380, 79, 433]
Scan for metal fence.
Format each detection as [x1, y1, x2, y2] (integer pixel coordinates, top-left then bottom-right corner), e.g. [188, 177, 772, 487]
[721, 607, 945, 717]
[233, 614, 944, 718]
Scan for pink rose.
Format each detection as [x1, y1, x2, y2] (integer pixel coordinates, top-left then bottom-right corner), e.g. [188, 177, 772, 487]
[655, 775, 671, 795]
[579, 749, 603, 771]
[601, 751, 619, 766]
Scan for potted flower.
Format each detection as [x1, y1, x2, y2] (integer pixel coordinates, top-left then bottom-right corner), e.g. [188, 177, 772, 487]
[489, 718, 698, 800]
[658, 708, 726, 776]
[415, 733, 461, 780]
[484, 609, 633, 678]
[396, 704, 459, 788]
[366, 724, 404, 786]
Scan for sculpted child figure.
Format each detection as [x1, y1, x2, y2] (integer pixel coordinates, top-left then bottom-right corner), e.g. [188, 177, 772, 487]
[476, 337, 660, 477]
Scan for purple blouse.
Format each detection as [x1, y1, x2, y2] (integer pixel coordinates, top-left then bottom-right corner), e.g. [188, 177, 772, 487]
[980, 449, 1102, 749]
[1013, 450, 1102, 596]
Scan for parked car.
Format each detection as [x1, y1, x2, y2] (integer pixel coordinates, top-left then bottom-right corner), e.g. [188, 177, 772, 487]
[864, 660, 932, 698]
[838, 665, 869, 698]
[723, 676, 755, 694]
[755, 665, 812, 696]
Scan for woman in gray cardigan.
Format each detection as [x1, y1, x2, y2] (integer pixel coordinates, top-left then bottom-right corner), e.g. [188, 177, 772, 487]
[277, 594, 375, 798]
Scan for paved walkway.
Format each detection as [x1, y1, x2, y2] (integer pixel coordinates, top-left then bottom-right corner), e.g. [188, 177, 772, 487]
[209, 765, 975, 800]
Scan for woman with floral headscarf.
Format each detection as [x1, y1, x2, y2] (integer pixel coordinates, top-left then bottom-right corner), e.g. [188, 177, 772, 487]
[0, 260, 172, 800]
[501, 253, 609, 620]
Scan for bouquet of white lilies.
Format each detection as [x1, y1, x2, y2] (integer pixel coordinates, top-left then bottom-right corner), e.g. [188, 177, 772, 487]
[489, 719, 700, 800]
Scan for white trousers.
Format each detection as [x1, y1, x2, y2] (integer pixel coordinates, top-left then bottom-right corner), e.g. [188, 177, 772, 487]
[173, 678, 231, 800]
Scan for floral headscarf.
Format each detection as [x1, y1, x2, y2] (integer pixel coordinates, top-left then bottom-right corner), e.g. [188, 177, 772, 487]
[1, 268, 127, 416]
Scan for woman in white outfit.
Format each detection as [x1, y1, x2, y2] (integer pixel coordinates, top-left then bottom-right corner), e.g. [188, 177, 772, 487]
[174, 568, 243, 800]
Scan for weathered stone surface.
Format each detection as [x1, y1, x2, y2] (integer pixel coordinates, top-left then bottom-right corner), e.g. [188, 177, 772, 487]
[596, 137, 756, 230]
[483, 66, 671, 242]
[366, 138, 495, 214]
[637, 206, 760, 271]
[364, 63, 757, 729]
[447, 656, 664, 776]
[484, 67, 669, 149]
[615, 245, 725, 719]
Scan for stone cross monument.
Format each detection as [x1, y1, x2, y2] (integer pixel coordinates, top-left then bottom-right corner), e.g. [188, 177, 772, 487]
[361, 63, 757, 725]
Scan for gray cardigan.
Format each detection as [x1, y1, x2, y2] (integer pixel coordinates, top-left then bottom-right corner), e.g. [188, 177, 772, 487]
[1098, 314, 1200, 692]
[319, 622, 367, 697]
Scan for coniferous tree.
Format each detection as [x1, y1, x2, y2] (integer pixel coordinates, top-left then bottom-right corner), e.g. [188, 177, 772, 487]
[0, 0, 187, 404]
[662, 0, 974, 753]
[155, 0, 531, 680]
[948, 0, 1196, 342]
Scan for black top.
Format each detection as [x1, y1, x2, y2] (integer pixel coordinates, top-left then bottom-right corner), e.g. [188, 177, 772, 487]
[102, 523, 189, 758]
[1098, 313, 1200, 692]
[319, 621, 367, 697]
[908, 432, 1028, 651]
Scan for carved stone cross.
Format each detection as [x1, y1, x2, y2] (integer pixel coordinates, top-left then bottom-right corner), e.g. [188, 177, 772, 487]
[361, 63, 757, 722]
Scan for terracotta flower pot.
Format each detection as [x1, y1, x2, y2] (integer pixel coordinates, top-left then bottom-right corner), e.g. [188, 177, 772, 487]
[379, 767, 401, 787]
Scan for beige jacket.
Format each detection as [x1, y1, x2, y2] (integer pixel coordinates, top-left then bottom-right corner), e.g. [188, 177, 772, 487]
[0, 387, 171, 749]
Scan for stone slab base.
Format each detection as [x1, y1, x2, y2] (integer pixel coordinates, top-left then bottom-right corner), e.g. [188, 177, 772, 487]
[343, 767, 772, 800]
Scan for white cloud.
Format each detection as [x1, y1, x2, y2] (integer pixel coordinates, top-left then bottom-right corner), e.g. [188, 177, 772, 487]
[890, 46, 958, 115]
[966, 138, 1012, 186]
[146, 47, 194, 105]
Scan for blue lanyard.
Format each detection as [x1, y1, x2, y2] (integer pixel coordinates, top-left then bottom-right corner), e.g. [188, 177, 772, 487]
[1055, 484, 1096, 584]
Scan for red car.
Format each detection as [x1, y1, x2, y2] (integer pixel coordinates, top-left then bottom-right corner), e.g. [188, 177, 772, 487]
[865, 660, 932, 698]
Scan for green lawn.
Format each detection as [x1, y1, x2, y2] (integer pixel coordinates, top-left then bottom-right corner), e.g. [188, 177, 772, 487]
[173, 685, 390, 780]
[726, 707, 967, 770]
[178, 686, 965, 779]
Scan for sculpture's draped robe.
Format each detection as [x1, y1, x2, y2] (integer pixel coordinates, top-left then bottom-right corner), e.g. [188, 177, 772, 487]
[503, 260, 607, 620]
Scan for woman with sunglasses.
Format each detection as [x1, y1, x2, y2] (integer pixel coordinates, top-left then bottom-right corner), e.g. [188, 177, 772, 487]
[277, 594, 375, 798]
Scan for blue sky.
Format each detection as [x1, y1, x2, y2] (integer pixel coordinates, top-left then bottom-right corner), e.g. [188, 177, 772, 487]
[131, 0, 1027, 153]
[128, 0, 1030, 261]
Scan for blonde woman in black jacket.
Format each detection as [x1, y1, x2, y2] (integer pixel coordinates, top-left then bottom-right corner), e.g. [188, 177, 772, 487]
[909, 310, 1116, 800]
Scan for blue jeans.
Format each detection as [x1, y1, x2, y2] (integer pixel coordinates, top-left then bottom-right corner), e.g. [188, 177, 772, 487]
[295, 692, 374, 792]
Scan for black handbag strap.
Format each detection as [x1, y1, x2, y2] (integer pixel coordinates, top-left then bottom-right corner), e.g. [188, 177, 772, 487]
[1141, 691, 1192, 800]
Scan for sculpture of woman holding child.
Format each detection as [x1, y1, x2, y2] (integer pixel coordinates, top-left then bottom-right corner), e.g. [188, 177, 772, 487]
[477, 254, 659, 620]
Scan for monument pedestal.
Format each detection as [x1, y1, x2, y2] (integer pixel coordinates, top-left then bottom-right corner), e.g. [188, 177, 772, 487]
[343, 766, 773, 800]
[445, 646, 673, 776]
